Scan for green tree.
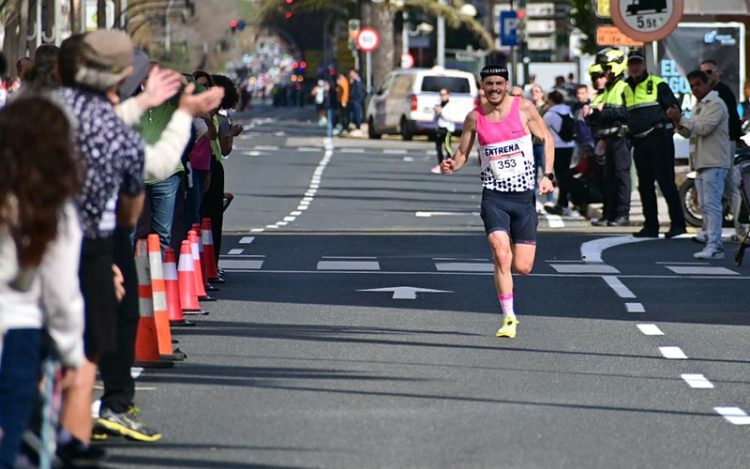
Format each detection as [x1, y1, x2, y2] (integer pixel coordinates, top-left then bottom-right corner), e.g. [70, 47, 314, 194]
[253, 0, 492, 88]
[571, 0, 598, 55]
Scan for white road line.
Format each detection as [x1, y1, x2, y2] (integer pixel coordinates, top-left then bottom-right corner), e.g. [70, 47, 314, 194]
[404, 156, 415, 162]
[228, 248, 244, 255]
[655, 261, 707, 265]
[535, 200, 564, 228]
[317, 261, 381, 271]
[682, 374, 714, 389]
[321, 256, 377, 259]
[659, 346, 688, 359]
[435, 262, 494, 272]
[299, 147, 323, 152]
[435, 257, 490, 261]
[602, 276, 636, 298]
[219, 259, 265, 270]
[131, 367, 144, 379]
[665, 266, 739, 276]
[239, 237, 255, 244]
[242, 150, 261, 156]
[283, 216, 296, 222]
[341, 148, 366, 153]
[550, 264, 620, 274]
[254, 145, 279, 151]
[291, 211, 302, 216]
[580, 236, 652, 263]
[625, 302, 645, 313]
[415, 211, 480, 217]
[251, 228, 265, 233]
[714, 407, 750, 425]
[383, 149, 407, 154]
[636, 324, 664, 336]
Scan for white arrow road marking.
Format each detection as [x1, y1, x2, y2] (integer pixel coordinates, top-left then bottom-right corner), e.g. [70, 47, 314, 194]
[357, 286, 453, 300]
[580, 236, 652, 263]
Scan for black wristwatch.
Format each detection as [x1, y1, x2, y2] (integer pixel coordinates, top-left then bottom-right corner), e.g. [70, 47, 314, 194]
[544, 172, 555, 181]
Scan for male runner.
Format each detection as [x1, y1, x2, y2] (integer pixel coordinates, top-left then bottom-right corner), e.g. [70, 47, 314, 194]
[440, 65, 555, 338]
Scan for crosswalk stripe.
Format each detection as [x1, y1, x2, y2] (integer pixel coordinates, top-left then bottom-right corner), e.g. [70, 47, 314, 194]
[664, 266, 739, 275]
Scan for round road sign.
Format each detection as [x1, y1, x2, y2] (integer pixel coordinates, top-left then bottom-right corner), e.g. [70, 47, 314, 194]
[401, 53, 414, 69]
[357, 27, 380, 52]
[611, 0, 683, 42]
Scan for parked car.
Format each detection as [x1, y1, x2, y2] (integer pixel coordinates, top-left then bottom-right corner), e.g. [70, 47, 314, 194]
[365, 66, 478, 140]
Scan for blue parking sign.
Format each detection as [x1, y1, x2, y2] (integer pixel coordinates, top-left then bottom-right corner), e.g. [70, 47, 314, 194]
[499, 11, 518, 46]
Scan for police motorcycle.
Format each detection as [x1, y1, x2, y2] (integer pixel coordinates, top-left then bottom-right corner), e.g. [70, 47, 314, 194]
[678, 121, 750, 227]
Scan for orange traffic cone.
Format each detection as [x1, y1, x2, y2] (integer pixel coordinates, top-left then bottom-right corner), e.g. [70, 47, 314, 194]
[189, 230, 214, 301]
[163, 248, 194, 327]
[201, 218, 220, 281]
[148, 234, 185, 361]
[193, 223, 218, 292]
[178, 239, 208, 315]
[134, 239, 173, 368]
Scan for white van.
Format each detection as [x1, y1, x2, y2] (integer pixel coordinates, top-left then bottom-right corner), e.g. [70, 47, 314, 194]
[365, 66, 478, 140]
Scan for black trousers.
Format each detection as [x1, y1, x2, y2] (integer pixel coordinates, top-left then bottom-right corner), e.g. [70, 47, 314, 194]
[633, 131, 686, 232]
[553, 147, 575, 208]
[99, 226, 138, 414]
[603, 136, 632, 220]
[201, 158, 225, 265]
[435, 127, 448, 164]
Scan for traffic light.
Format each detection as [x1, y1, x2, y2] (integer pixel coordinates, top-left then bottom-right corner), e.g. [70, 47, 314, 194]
[229, 19, 238, 33]
[284, 0, 294, 19]
[516, 9, 526, 41]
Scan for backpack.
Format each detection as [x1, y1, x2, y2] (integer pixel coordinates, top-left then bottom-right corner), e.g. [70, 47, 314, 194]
[554, 111, 576, 142]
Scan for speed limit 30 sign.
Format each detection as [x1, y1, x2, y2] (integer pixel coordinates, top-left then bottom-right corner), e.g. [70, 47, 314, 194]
[611, 0, 683, 42]
[357, 27, 380, 52]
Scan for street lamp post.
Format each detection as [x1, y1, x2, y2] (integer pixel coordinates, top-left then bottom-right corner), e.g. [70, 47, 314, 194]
[436, 0, 446, 67]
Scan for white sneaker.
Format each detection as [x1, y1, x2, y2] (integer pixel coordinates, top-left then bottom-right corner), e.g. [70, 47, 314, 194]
[430, 165, 442, 174]
[693, 248, 725, 260]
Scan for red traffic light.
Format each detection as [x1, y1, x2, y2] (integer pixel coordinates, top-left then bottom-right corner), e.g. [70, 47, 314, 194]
[300, 61, 307, 69]
[229, 19, 238, 28]
[285, 0, 294, 3]
[517, 9, 526, 20]
[284, 11, 293, 18]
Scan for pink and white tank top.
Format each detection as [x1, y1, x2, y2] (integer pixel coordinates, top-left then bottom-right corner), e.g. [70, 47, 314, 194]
[476, 97, 535, 192]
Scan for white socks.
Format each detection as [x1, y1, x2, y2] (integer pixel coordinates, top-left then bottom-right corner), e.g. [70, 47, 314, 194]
[498, 292, 516, 320]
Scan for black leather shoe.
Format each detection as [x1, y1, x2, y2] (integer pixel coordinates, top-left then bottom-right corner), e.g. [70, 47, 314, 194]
[633, 228, 659, 238]
[665, 227, 687, 239]
[607, 216, 630, 227]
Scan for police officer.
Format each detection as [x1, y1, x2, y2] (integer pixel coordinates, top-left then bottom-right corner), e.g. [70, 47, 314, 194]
[587, 48, 631, 226]
[623, 53, 687, 238]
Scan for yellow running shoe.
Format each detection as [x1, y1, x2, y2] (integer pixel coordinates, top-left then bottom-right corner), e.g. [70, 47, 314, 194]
[495, 317, 519, 338]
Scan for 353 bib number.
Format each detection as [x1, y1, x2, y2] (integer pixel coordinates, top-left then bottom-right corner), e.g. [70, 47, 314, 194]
[489, 155, 525, 181]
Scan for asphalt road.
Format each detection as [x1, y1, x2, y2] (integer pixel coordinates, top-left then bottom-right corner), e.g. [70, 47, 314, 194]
[104, 105, 750, 469]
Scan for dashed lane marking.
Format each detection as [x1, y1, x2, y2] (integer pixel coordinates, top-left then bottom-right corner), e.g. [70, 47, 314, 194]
[239, 237, 255, 244]
[714, 407, 750, 425]
[625, 302, 645, 313]
[434, 262, 494, 272]
[383, 149, 407, 154]
[602, 276, 636, 298]
[550, 263, 619, 274]
[659, 346, 688, 359]
[340, 148, 366, 153]
[682, 374, 714, 389]
[664, 266, 739, 276]
[415, 211, 480, 218]
[636, 324, 664, 336]
[228, 249, 244, 255]
[317, 261, 381, 271]
[254, 145, 279, 151]
[219, 258, 265, 270]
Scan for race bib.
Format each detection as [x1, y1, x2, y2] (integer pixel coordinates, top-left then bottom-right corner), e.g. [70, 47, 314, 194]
[481, 142, 527, 181]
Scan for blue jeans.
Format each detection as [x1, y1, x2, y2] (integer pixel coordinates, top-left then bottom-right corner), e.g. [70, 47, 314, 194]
[696, 167, 729, 252]
[0, 329, 42, 468]
[147, 173, 181, 251]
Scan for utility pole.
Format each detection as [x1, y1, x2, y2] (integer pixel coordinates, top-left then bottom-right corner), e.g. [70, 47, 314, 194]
[437, 0, 445, 66]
